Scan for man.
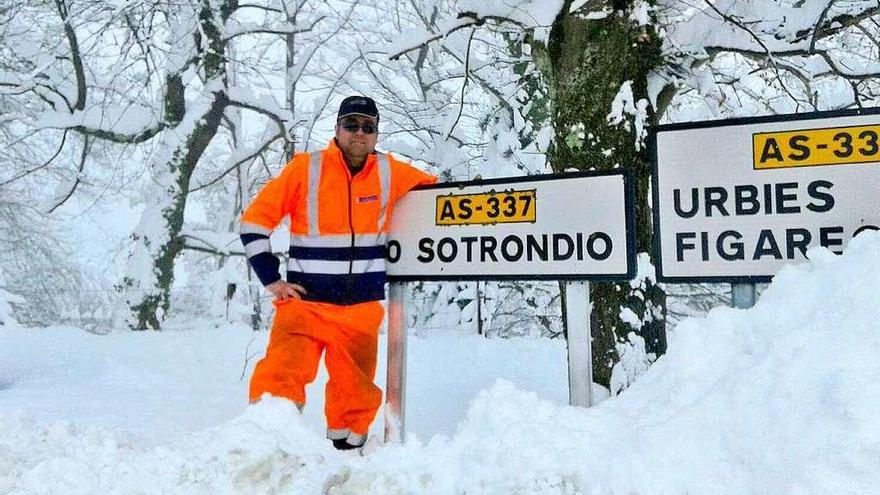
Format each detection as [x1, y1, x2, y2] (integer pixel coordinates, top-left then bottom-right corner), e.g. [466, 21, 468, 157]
[240, 96, 436, 450]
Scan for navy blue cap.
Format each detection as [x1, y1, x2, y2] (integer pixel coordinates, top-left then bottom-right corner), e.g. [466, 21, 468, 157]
[338, 96, 379, 120]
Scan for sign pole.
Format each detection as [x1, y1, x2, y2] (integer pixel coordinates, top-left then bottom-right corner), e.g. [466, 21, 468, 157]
[385, 281, 407, 443]
[564, 281, 593, 408]
[731, 283, 757, 309]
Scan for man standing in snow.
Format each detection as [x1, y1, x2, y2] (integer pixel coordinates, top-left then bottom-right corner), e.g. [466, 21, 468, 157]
[240, 96, 436, 450]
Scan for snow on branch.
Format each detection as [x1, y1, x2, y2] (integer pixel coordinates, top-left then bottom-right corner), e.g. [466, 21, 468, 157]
[388, 15, 480, 60]
[33, 104, 165, 144]
[188, 127, 286, 194]
[225, 87, 290, 134]
[702, 46, 880, 80]
[672, 0, 880, 57]
[389, 0, 563, 60]
[179, 231, 245, 257]
[662, 0, 880, 112]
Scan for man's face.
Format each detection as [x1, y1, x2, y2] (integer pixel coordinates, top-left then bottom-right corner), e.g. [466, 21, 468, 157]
[335, 115, 378, 160]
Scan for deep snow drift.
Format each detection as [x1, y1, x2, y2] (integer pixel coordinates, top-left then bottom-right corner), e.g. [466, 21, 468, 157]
[2, 231, 879, 494]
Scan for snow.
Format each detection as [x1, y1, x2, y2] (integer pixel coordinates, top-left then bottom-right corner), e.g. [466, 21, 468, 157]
[33, 104, 160, 137]
[2, 231, 879, 493]
[385, 18, 475, 61]
[663, 0, 878, 56]
[226, 86, 291, 124]
[386, 0, 565, 57]
[457, 0, 564, 29]
[607, 81, 651, 151]
[609, 332, 651, 396]
[0, 322, 571, 441]
[629, 1, 651, 26]
[629, 252, 657, 291]
[0, 285, 25, 329]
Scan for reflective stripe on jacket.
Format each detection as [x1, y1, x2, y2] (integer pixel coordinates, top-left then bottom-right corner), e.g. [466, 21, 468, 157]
[240, 139, 436, 305]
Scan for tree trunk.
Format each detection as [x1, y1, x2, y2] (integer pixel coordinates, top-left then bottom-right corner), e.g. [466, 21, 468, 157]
[285, 0, 298, 158]
[123, 2, 231, 330]
[124, 95, 228, 330]
[537, 0, 667, 387]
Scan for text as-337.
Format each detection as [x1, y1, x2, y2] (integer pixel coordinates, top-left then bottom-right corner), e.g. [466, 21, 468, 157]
[435, 189, 536, 226]
[753, 124, 879, 169]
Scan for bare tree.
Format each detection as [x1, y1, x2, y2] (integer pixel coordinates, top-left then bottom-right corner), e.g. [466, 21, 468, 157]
[0, 0, 355, 329]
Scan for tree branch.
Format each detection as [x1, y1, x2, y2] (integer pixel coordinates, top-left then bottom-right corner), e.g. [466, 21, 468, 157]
[188, 130, 285, 193]
[235, 3, 283, 14]
[0, 130, 68, 188]
[699, 2, 880, 83]
[47, 134, 88, 214]
[444, 28, 475, 141]
[69, 121, 167, 144]
[701, 0, 803, 105]
[703, 45, 880, 81]
[225, 98, 288, 137]
[223, 15, 328, 41]
[808, 1, 836, 53]
[53, 0, 86, 111]
[794, 4, 880, 45]
[389, 12, 526, 60]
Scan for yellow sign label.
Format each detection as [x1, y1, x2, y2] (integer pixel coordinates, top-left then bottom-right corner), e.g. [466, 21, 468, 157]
[435, 189, 537, 226]
[753, 124, 880, 169]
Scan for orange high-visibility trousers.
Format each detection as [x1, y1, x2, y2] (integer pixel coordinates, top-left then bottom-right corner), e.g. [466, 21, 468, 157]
[249, 298, 384, 440]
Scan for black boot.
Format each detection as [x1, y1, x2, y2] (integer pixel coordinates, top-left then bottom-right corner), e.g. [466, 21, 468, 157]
[332, 438, 363, 451]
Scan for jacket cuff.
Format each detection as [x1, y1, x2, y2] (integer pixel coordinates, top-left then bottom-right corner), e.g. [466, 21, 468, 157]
[259, 271, 282, 287]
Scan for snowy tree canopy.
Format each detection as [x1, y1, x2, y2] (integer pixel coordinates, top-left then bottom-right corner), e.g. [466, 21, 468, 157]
[1, 0, 878, 332]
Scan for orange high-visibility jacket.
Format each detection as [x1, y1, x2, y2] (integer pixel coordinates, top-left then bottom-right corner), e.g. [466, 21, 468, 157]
[240, 139, 436, 305]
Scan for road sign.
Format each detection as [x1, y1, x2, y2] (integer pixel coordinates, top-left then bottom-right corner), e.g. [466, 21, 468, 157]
[652, 108, 880, 283]
[386, 171, 637, 281]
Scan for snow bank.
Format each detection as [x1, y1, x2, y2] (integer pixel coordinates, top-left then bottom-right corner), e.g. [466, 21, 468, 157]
[0, 399, 344, 494]
[333, 230, 880, 493]
[2, 232, 879, 494]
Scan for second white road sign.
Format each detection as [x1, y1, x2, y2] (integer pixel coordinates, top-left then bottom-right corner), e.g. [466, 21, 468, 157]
[652, 108, 880, 282]
[386, 171, 636, 281]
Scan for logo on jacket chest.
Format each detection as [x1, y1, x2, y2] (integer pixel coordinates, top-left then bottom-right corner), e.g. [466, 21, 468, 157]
[358, 194, 379, 204]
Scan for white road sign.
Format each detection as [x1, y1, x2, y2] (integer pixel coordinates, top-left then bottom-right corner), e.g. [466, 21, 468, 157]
[386, 172, 636, 281]
[652, 108, 880, 282]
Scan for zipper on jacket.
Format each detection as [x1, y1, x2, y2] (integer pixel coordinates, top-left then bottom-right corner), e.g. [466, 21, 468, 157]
[346, 175, 355, 302]
[344, 156, 370, 304]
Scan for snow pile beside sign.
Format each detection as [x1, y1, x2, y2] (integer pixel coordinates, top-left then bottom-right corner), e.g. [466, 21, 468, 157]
[2, 233, 879, 494]
[335, 231, 880, 493]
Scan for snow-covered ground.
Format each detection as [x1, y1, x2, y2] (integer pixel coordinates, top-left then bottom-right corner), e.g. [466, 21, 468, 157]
[2, 232, 879, 494]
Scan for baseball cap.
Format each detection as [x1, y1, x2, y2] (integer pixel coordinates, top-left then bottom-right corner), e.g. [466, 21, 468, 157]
[338, 96, 379, 121]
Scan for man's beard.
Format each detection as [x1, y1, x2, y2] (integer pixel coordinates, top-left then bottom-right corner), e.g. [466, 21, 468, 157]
[342, 147, 370, 168]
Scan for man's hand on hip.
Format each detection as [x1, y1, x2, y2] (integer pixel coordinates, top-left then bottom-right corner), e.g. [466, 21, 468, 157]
[266, 281, 308, 301]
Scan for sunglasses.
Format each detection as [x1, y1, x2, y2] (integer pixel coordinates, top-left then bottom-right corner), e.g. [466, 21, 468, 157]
[339, 121, 377, 134]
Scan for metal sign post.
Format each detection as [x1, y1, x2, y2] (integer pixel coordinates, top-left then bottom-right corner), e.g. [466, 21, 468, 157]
[564, 281, 593, 407]
[731, 283, 757, 309]
[384, 281, 407, 443]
